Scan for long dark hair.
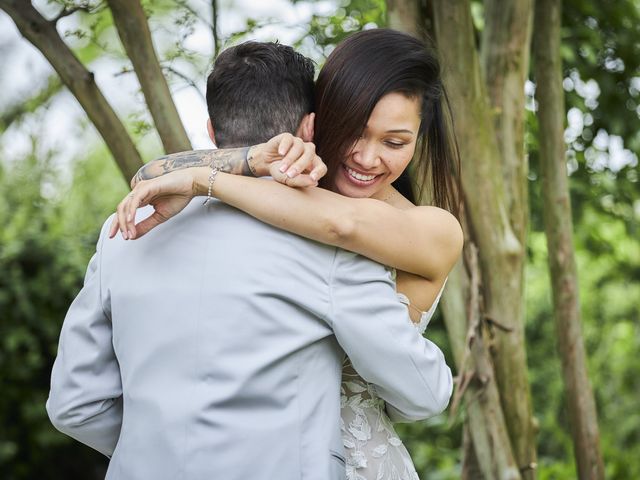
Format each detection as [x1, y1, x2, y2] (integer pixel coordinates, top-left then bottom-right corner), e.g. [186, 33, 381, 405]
[314, 29, 460, 216]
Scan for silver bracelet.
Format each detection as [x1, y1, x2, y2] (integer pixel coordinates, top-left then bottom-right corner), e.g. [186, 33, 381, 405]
[202, 165, 219, 205]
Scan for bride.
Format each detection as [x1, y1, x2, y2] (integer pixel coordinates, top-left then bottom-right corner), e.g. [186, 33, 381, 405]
[112, 29, 462, 480]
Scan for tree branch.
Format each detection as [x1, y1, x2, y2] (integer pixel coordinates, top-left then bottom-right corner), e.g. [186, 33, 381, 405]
[212, 0, 219, 56]
[51, 5, 86, 24]
[107, 0, 191, 154]
[164, 66, 206, 102]
[0, 0, 143, 182]
[440, 243, 521, 480]
[0, 75, 62, 132]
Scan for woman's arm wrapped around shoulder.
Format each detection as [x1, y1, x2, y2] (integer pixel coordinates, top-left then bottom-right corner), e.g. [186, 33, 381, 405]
[113, 132, 462, 290]
[130, 133, 326, 187]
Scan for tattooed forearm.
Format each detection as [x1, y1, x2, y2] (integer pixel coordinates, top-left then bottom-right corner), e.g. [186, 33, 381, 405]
[133, 147, 253, 184]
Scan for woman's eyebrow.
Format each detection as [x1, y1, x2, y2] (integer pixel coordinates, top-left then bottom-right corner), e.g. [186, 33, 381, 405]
[386, 129, 414, 134]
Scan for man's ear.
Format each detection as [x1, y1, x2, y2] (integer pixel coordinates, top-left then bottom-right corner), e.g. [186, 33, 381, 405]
[207, 118, 217, 146]
[295, 112, 315, 142]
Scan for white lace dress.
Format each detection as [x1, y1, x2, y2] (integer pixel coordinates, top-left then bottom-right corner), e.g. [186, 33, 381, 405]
[340, 284, 445, 480]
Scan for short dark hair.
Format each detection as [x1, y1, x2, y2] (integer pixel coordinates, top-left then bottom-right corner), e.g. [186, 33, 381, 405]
[315, 29, 460, 216]
[206, 41, 315, 147]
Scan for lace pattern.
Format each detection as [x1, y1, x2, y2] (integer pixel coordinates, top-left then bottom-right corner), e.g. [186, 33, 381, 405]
[341, 357, 420, 480]
[340, 280, 446, 480]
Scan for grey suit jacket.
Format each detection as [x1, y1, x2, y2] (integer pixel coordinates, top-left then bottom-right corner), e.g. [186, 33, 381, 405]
[47, 199, 452, 480]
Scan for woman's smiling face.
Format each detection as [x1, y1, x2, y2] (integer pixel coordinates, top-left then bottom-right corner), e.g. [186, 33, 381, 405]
[333, 92, 422, 199]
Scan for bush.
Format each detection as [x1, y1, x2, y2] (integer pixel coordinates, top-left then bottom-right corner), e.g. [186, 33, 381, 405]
[0, 147, 126, 479]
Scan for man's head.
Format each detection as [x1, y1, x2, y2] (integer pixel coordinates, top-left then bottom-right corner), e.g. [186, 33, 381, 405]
[206, 41, 315, 148]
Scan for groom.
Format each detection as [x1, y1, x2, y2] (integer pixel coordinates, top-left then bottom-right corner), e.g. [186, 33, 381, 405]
[47, 41, 452, 480]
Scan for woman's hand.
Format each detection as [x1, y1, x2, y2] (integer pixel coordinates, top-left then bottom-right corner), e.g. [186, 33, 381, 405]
[253, 133, 327, 184]
[109, 168, 206, 240]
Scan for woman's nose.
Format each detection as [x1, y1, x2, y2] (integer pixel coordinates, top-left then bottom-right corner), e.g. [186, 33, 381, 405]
[351, 140, 380, 170]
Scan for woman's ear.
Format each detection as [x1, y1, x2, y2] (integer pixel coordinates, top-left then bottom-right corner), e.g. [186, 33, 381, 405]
[207, 119, 217, 146]
[295, 113, 315, 142]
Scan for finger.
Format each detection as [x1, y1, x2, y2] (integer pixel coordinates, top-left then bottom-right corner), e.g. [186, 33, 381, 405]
[265, 133, 293, 165]
[282, 173, 318, 188]
[269, 163, 289, 185]
[125, 196, 140, 240]
[108, 214, 119, 239]
[122, 192, 142, 240]
[279, 138, 305, 174]
[115, 197, 131, 240]
[269, 163, 316, 188]
[126, 186, 154, 239]
[133, 210, 168, 239]
[286, 145, 315, 179]
[276, 133, 294, 156]
[309, 156, 328, 181]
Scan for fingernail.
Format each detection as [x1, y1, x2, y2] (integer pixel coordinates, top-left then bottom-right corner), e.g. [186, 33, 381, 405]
[310, 172, 318, 181]
[287, 168, 297, 178]
[122, 231, 127, 240]
[279, 164, 288, 173]
[128, 231, 134, 239]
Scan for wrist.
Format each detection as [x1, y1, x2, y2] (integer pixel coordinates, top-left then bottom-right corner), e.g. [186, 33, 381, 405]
[193, 167, 213, 196]
[247, 144, 268, 176]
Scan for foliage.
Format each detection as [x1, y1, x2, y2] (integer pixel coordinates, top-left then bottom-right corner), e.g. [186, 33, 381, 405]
[301, 0, 385, 58]
[526, 213, 640, 479]
[524, 0, 639, 239]
[524, 2, 640, 478]
[0, 144, 127, 479]
[0, 0, 639, 478]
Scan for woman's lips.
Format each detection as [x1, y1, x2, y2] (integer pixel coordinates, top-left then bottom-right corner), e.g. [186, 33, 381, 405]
[342, 164, 381, 186]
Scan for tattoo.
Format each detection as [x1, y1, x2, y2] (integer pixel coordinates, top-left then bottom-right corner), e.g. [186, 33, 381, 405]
[133, 147, 251, 182]
[245, 146, 258, 177]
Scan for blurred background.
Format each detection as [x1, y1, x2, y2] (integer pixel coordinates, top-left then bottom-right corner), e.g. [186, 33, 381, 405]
[0, 0, 638, 479]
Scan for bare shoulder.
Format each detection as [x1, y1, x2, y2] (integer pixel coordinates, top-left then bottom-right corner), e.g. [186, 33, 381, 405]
[409, 205, 464, 260]
[380, 189, 463, 265]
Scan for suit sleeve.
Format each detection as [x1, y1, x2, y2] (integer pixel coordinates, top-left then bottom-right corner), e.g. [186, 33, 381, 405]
[329, 250, 453, 422]
[46, 216, 122, 457]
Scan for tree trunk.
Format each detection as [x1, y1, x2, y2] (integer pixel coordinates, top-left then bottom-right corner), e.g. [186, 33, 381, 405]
[431, 0, 537, 476]
[533, 1, 605, 478]
[393, 0, 522, 474]
[107, 0, 191, 154]
[386, 0, 424, 38]
[479, 1, 538, 476]
[481, 0, 532, 243]
[441, 242, 521, 480]
[0, 0, 143, 181]
[461, 416, 487, 480]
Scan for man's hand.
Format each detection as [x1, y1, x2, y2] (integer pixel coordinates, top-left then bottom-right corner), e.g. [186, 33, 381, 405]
[252, 133, 327, 185]
[110, 169, 206, 240]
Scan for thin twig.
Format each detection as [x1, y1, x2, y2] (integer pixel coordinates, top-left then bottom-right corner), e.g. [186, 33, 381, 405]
[163, 65, 206, 102]
[50, 1, 105, 25]
[448, 242, 483, 420]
